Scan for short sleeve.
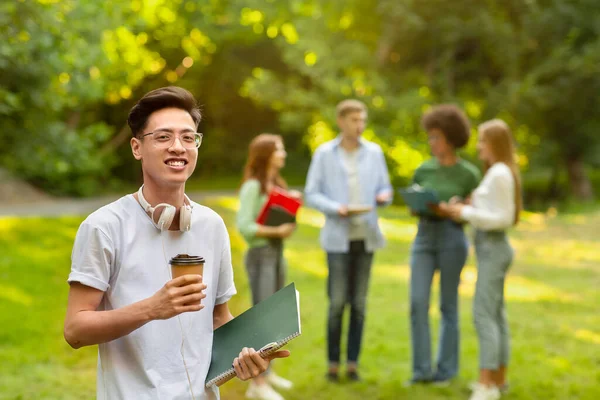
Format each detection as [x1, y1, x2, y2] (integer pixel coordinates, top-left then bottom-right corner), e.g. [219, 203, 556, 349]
[68, 221, 114, 291]
[412, 164, 423, 185]
[215, 220, 237, 305]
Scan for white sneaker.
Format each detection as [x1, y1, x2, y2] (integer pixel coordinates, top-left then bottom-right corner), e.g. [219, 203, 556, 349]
[470, 381, 509, 394]
[469, 383, 501, 400]
[245, 382, 284, 400]
[266, 373, 293, 390]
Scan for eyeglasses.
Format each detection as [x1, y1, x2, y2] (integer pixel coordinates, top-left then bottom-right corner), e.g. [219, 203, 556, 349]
[139, 130, 203, 149]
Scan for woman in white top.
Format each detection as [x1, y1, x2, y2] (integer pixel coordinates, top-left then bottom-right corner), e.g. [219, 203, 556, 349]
[441, 119, 522, 400]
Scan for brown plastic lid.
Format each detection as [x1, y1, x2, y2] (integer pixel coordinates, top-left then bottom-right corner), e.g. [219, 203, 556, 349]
[169, 254, 205, 266]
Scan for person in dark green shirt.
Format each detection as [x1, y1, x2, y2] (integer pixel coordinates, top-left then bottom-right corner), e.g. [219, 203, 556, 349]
[407, 105, 481, 386]
[236, 133, 300, 400]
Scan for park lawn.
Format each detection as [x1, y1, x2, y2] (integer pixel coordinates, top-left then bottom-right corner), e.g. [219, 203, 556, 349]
[0, 199, 598, 400]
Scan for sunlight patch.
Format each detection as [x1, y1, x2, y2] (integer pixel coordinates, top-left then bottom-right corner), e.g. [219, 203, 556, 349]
[520, 211, 547, 226]
[457, 270, 577, 302]
[286, 249, 327, 278]
[297, 209, 325, 228]
[548, 356, 571, 370]
[574, 329, 600, 345]
[0, 284, 33, 306]
[379, 220, 416, 242]
[563, 215, 592, 225]
[374, 264, 410, 281]
[506, 275, 577, 302]
[517, 240, 600, 264]
[0, 218, 19, 233]
[212, 197, 239, 211]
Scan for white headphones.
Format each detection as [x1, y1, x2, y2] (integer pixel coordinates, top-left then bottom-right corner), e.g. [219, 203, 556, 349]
[137, 185, 193, 232]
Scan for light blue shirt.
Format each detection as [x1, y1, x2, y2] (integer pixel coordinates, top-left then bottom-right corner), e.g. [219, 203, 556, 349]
[304, 136, 393, 252]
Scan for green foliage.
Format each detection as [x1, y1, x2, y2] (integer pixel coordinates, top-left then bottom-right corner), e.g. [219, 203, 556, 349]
[237, 0, 600, 196]
[0, 1, 115, 195]
[1, 0, 599, 199]
[523, 168, 600, 210]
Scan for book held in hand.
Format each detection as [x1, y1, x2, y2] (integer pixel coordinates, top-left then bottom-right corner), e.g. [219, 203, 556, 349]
[346, 204, 373, 215]
[398, 184, 440, 214]
[256, 187, 302, 226]
[205, 283, 302, 388]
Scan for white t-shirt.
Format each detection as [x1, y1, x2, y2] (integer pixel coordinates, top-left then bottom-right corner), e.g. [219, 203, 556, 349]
[68, 195, 237, 400]
[461, 162, 516, 231]
[341, 148, 367, 240]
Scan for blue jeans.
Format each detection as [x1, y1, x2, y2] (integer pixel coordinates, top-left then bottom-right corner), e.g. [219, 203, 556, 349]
[474, 230, 513, 370]
[410, 219, 468, 381]
[326, 240, 374, 364]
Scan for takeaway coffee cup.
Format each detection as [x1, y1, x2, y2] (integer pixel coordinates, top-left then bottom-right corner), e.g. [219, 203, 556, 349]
[170, 254, 205, 280]
[170, 254, 205, 306]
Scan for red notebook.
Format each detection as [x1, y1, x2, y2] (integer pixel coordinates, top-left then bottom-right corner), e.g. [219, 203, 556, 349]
[256, 187, 302, 226]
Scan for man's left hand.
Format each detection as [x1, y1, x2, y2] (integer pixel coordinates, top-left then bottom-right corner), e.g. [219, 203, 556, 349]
[376, 192, 392, 205]
[288, 190, 303, 200]
[232, 347, 291, 380]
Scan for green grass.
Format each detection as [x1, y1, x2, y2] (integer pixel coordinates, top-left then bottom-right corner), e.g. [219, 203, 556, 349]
[1, 201, 599, 399]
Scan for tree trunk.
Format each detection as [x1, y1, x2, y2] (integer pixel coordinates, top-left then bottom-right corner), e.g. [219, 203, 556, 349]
[565, 155, 594, 201]
[546, 161, 562, 200]
[66, 111, 81, 130]
[375, 22, 397, 67]
[100, 123, 130, 155]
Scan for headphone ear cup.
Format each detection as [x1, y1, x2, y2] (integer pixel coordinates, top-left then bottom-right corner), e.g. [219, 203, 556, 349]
[157, 204, 176, 231]
[179, 204, 192, 231]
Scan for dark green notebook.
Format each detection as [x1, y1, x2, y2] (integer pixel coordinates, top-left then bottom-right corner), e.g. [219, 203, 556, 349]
[264, 205, 296, 226]
[205, 282, 301, 387]
[398, 184, 440, 215]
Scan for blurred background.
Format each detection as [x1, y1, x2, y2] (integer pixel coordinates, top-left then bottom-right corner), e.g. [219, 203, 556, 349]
[1, 1, 599, 399]
[1, 0, 600, 207]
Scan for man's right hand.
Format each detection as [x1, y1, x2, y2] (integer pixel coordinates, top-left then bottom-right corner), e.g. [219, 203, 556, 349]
[338, 205, 348, 217]
[149, 275, 207, 320]
[277, 223, 296, 239]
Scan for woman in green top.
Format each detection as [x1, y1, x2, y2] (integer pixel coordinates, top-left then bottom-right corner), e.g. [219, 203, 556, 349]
[236, 133, 298, 400]
[407, 105, 481, 386]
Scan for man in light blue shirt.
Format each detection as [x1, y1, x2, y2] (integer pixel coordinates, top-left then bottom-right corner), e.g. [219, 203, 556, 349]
[304, 99, 393, 382]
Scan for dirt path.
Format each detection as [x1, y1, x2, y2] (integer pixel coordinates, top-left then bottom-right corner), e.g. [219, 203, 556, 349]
[0, 190, 234, 217]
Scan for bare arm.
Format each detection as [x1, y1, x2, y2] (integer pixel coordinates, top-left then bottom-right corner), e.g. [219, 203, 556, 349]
[64, 275, 206, 349]
[255, 223, 296, 239]
[213, 302, 234, 330]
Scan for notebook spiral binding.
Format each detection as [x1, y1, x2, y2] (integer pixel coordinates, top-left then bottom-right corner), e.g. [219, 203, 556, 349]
[205, 332, 300, 388]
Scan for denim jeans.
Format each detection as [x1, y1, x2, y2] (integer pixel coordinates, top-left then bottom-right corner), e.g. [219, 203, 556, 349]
[473, 230, 513, 370]
[326, 240, 374, 364]
[245, 241, 286, 306]
[410, 219, 468, 381]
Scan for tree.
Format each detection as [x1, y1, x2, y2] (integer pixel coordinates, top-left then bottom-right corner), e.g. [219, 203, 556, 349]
[2, 0, 598, 201]
[238, 0, 600, 199]
[505, 0, 600, 200]
[0, 0, 167, 195]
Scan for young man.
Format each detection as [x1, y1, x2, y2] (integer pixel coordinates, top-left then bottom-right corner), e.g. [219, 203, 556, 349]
[64, 86, 289, 400]
[304, 99, 393, 382]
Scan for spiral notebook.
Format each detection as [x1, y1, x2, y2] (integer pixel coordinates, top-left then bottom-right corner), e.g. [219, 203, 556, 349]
[205, 283, 301, 388]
